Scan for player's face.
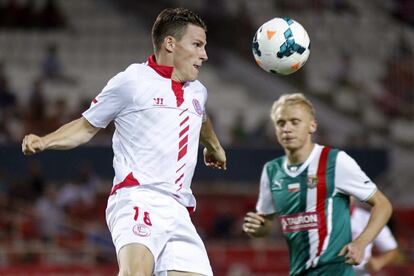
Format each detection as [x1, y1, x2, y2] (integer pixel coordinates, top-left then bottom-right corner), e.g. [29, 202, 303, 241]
[172, 24, 208, 82]
[273, 103, 316, 152]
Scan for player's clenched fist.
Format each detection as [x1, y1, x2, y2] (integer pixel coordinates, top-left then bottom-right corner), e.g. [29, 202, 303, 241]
[203, 147, 226, 170]
[22, 134, 45, 155]
[243, 212, 268, 237]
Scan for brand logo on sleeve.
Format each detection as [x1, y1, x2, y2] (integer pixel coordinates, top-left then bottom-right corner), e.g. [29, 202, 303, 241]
[280, 212, 319, 233]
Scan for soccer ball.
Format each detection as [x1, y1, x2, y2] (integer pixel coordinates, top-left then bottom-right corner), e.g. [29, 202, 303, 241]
[252, 17, 310, 75]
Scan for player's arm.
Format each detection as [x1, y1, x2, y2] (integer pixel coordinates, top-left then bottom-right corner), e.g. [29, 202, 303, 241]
[352, 190, 393, 251]
[243, 212, 275, 238]
[340, 190, 392, 264]
[22, 117, 100, 155]
[200, 116, 226, 170]
[366, 248, 399, 272]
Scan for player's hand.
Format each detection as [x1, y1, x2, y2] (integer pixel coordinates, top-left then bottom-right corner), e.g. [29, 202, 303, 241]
[242, 212, 266, 237]
[22, 134, 45, 155]
[338, 242, 365, 265]
[203, 147, 226, 170]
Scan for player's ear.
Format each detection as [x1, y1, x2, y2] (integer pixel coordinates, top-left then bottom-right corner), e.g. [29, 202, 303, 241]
[309, 120, 317, 134]
[164, 36, 175, 53]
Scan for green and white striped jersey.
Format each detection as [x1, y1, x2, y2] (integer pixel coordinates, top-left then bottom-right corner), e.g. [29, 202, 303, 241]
[256, 144, 377, 276]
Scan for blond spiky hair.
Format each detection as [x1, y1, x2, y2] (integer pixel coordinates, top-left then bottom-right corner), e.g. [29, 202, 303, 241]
[270, 93, 316, 123]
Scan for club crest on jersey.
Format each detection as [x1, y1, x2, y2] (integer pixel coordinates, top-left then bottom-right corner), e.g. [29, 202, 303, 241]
[307, 175, 318, 189]
[132, 224, 151, 237]
[192, 99, 203, 116]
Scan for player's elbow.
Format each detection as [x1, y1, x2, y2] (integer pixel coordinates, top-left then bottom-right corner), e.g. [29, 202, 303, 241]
[372, 191, 393, 221]
[380, 194, 393, 220]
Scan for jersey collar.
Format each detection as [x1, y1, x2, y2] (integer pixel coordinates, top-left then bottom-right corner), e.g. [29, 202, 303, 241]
[283, 144, 322, 177]
[147, 54, 185, 107]
[147, 54, 174, 79]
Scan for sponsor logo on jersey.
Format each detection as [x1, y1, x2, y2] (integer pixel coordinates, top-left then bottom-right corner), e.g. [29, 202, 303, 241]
[307, 175, 318, 189]
[132, 224, 151, 237]
[192, 99, 203, 116]
[279, 212, 319, 233]
[288, 183, 300, 192]
[153, 97, 165, 106]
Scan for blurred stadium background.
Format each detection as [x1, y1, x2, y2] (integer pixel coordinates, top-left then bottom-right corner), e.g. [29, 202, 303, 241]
[0, 0, 414, 275]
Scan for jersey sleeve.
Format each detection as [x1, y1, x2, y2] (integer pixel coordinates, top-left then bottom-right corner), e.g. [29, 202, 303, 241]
[334, 151, 377, 202]
[256, 163, 276, 215]
[82, 72, 135, 128]
[374, 225, 398, 252]
[201, 85, 208, 123]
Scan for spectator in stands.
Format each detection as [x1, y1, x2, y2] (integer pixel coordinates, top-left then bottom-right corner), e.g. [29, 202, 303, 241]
[35, 183, 64, 243]
[24, 78, 48, 136]
[40, 43, 63, 80]
[47, 98, 68, 127]
[40, 43, 76, 84]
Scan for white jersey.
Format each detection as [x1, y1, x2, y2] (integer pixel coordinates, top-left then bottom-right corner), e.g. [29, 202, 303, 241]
[83, 55, 207, 208]
[351, 207, 397, 276]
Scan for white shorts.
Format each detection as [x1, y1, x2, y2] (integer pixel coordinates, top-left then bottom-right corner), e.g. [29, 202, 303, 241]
[106, 187, 213, 276]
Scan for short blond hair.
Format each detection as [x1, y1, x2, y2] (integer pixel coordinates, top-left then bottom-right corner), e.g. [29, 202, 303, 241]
[270, 93, 316, 123]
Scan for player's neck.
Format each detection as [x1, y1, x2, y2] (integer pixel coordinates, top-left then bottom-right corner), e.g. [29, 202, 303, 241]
[285, 142, 315, 165]
[154, 52, 173, 67]
[154, 52, 183, 82]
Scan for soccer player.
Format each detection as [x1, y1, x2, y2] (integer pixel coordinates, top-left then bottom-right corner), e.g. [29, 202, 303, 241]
[351, 200, 399, 276]
[242, 93, 392, 276]
[22, 8, 226, 276]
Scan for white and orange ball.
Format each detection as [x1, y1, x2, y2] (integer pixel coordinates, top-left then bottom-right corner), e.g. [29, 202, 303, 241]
[252, 17, 310, 75]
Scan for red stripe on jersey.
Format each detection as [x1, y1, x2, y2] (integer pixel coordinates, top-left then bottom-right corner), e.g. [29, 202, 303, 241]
[180, 116, 189, 127]
[179, 125, 189, 138]
[172, 81, 184, 107]
[179, 135, 188, 149]
[177, 145, 188, 161]
[176, 183, 183, 192]
[175, 173, 184, 184]
[179, 108, 188, 116]
[316, 147, 330, 257]
[176, 163, 186, 173]
[92, 97, 98, 104]
[110, 172, 140, 195]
